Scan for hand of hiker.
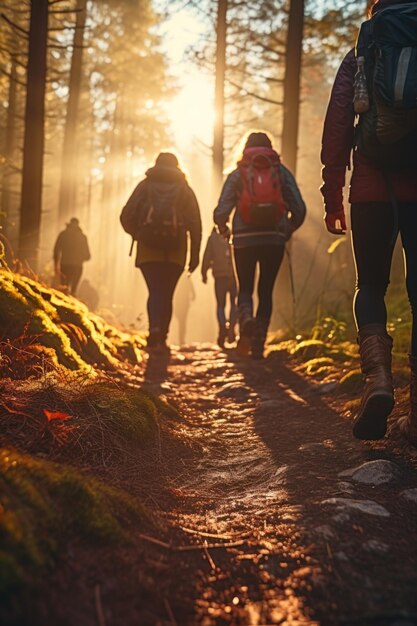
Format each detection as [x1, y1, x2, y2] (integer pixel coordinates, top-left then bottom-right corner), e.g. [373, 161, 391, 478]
[218, 224, 231, 241]
[324, 210, 346, 235]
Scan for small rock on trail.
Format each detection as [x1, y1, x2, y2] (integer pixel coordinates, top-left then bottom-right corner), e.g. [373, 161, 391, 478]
[339, 459, 401, 485]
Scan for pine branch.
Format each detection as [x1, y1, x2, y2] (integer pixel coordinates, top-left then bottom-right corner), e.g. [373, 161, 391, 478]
[1, 12, 29, 37]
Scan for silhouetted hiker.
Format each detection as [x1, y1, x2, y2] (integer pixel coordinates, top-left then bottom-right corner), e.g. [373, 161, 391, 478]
[321, 0, 417, 442]
[53, 217, 91, 296]
[214, 131, 306, 359]
[202, 227, 237, 347]
[174, 274, 195, 345]
[120, 152, 202, 352]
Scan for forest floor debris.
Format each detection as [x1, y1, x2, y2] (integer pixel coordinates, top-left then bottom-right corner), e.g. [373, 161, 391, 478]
[2, 274, 417, 625]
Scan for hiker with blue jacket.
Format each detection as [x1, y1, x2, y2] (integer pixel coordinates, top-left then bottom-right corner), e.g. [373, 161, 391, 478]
[321, 0, 417, 442]
[120, 152, 202, 352]
[201, 227, 238, 348]
[214, 132, 306, 359]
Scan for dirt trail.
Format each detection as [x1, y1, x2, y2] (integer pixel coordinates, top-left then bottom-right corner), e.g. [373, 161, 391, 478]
[139, 344, 417, 626]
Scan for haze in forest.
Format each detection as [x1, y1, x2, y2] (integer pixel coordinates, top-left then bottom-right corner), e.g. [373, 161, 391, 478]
[2, 0, 405, 346]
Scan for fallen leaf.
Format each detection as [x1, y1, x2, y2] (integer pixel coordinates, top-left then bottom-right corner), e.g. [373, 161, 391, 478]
[43, 409, 72, 422]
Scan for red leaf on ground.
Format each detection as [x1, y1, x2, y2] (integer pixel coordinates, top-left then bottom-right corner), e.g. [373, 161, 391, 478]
[43, 409, 72, 422]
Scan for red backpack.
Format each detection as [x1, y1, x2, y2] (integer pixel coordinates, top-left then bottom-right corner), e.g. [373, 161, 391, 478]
[236, 147, 287, 228]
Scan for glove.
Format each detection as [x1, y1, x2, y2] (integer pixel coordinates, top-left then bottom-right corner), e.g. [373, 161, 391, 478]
[188, 255, 199, 274]
[202, 274, 207, 284]
[217, 224, 231, 241]
[324, 210, 347, 235]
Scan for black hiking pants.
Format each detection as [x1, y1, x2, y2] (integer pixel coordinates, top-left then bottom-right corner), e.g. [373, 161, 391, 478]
[140, 262, 183, 341]
[233, 244, 285, 329]
[60, 264, 83, 295]
[351, 201, 417, 356]
[214, 276, 237, 329]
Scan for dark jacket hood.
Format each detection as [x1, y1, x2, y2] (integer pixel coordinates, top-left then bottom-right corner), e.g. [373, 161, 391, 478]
[145, 164, 186, 184]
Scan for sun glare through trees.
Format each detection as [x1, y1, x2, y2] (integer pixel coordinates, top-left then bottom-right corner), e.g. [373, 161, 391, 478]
[2, 0, 417, 624]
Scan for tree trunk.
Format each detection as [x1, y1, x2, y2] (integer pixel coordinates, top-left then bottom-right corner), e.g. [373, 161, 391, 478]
[58, 0, 88, 225]
[281, 0, 304, 175]
[1, 55, 17, 240]
[18, 0, 49, 269]
[212, 0, 228, 195]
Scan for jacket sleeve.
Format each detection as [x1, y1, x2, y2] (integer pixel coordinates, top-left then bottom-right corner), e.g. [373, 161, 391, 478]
[120, 180, 147, 237]
[201, 235, 213, 277]
[280, 165, 306, 235]
[320, 49, 356, 214]
[185, 186, 202, 264]
[213, 170, 241, 228]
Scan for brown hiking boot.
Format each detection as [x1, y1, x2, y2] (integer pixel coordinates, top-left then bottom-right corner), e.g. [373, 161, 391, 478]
[399, 356, 417, 446]
[353, 326, 394, 440]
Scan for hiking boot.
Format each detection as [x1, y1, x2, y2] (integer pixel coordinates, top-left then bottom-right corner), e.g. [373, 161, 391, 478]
[399, 356, 417, 446]
[217, 325, 227, 349]
[353, 325, 394, 440]
[236, 334, 251, 356]
[251, 321, 268, 360]
[147, 328, 161, 349]
[227, 325, 236, 345]
[239, 310, 256, 338]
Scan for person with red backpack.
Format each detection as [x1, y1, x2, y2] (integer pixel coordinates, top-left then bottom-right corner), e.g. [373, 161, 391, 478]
[321, 0, 417, 442]
[120, 152, 202, 352]
[214, 132, 306, 359]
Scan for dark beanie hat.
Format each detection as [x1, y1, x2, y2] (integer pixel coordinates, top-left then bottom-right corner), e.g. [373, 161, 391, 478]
[155, 152, 179, 168]
[244, 132, 272, 150]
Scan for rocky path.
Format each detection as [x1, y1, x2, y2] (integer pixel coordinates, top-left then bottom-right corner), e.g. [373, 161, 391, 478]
[140, 344, 417, 626]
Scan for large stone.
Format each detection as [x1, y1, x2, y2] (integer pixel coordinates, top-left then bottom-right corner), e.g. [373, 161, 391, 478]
[338, 460, 400, 485]
[401, 488, 417, 504]
[322, 497, 390, 517]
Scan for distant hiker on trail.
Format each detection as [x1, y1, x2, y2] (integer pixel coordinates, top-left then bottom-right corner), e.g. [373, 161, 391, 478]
[321, 0, 417, 443]
[214, 131, 306, 359]
[120, 152, 202, 352]
[53, 217, 91, 296]
[201, 227, 237, 348]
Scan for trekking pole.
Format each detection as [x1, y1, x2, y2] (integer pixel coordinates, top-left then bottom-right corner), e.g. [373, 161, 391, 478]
[129, 237, 135, 257]
[285, 245, 297, 333]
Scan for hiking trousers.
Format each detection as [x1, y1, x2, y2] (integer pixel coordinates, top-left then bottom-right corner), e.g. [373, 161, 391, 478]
[214, 276, 237, 328]
[60, 264, 83, 295]
[351, 201, 417, 356]
[140, 262, 183, 339]
[233, 244, 285, 328]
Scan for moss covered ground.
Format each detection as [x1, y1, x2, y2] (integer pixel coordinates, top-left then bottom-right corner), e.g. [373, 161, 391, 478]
[0, 267, 179, 624]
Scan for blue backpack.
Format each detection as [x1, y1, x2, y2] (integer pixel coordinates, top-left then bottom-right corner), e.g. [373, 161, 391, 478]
[356, 3, 417, 168]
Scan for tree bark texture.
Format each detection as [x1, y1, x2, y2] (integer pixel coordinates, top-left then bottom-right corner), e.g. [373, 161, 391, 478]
[1, 56, 18, 239]
[18, 0, 49, 268]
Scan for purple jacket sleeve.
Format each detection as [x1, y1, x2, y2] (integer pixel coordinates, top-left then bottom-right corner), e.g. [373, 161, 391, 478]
[320, 49, 356, 214]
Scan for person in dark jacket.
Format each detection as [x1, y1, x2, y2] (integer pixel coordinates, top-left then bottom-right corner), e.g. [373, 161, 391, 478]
[321, 0, 417, 442]
[120, 152, 202, 351]
[201, 227, 237, 347]
[53, 217, 91, 295]
[214, 131, 306, 359]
